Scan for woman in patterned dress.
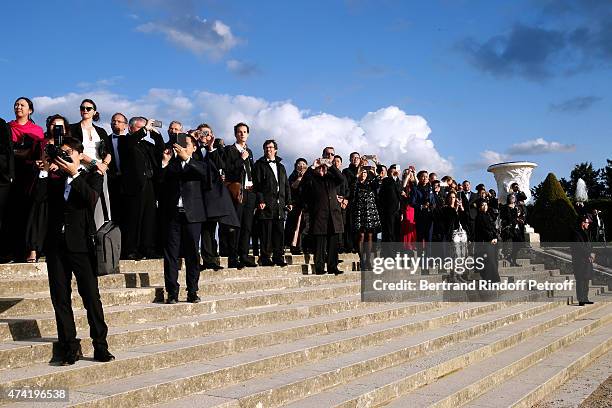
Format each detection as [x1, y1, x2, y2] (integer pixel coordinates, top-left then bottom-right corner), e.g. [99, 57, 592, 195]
[352, 166, 381, 270]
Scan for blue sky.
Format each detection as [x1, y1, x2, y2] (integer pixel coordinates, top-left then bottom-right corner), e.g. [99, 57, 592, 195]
[0, 0, 610, 190]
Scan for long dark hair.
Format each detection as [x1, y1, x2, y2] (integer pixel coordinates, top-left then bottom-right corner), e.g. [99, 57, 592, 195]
[45, 114, 71, 138]
[14, 96, 35, 122]
[80, 98, 100, 122]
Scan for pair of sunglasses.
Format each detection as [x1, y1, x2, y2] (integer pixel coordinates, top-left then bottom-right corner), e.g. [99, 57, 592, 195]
[80, 106, 94, 112]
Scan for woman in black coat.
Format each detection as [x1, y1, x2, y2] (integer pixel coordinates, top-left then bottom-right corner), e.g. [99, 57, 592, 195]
[500, 193, 525, 266]
[434, 191, 468, 282]
[571, 215, 595, 305]
[474, 199, 500, 282]
[284, 158, 308, 254]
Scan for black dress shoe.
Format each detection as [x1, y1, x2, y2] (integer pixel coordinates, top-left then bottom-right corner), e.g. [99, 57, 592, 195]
[166, 297, 178, 304]
[290, 247, 303, 255]
[187, 292, 201, 303]
[228, 260, 242, 269]
[273, 259, 288, 267]
[314, 269, 326, 275]
[241, 258, 257, 267]
[206, 262, 223, 271]
[93, 350, 115, 363]
[328, 268, 344, 275]
[124, 252, 143, 261]
[60, 346, 83, 366]
[259, 257, 274, 266]
[584, 301, 594, 304]
[578, 302, 586, 306]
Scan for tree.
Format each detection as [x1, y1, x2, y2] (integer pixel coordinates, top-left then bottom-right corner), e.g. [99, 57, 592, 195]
[602, 159, 612, 198]
[531, 173, 577, 242]
[570, 162, 604, 199]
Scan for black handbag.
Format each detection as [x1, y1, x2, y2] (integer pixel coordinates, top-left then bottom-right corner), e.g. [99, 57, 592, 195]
[93, 188, 121, 276]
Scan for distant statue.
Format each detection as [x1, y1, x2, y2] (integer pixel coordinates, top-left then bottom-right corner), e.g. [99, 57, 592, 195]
[575, 178, 588, 202]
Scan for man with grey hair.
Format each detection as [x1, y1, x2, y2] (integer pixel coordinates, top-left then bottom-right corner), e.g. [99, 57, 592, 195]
[119, 117, 165, 259]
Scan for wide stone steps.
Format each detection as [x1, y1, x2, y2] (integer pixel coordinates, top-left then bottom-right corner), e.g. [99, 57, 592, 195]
[160, 300, 605, 408]
[0, 255, 607, 408]
[0, 297, 559, 407]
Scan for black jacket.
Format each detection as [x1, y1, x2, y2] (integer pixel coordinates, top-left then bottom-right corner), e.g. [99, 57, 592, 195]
[460, 191, 479, 221]
[301, 166, 344, 235]
[118, 128, 165, 194]
[159, 157, 208, 223]
[253, 156, 291, 220]
[69, 123, 116, 178]
[0, 118, 14, 185]
[379, 176, 403, 215]
[571, 227, 594, 280]
[194, 146, 224, 172]
[223, 144, 254, 185]
[474, 211, 498, 242]
[45, 169, 102, 253]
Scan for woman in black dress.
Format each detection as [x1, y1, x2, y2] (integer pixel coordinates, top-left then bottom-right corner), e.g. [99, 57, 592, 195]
[351, 167, 381, 270]
[434, 191, 468, 282]
[474, 199, 500, 282]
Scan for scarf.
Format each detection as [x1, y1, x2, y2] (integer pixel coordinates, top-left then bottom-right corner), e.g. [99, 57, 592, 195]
[8, 120, 44, 143]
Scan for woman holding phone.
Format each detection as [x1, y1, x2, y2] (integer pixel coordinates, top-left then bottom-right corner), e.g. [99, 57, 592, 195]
[69, 99, 112, 228]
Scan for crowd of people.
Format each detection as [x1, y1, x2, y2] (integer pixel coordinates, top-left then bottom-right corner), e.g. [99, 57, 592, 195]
[0, 96, 603, 365]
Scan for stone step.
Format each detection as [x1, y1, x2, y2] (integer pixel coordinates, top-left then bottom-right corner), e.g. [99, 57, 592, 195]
[277, 301, 608, 408]
[530, 349, 612, 408]
[0, 254, 361, 280]
[0, 269, 360, 318]
[0, 293, 444, 370]
[0, 281, 365, 342]
[0, 298, 540, 406]
[0, 266, 359, 298]
[463, 312, 612, 408]
[381, 302, 612, 408]
[501, 270, 562, 283]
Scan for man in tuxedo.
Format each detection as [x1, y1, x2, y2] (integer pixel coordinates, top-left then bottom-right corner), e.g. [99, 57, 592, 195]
[107, 113, 127, 223]
[253, 140, 291, 266]
[43, 137, 114, 365]
[194, 124, 226, 271]
[379, 164, 403, 243]
[301, 159, 345, 275]
[223, 122, 257, 269]
[460, 180, 479, 241]
[118, 117, 165, 259]
[159, 134, 208, 304]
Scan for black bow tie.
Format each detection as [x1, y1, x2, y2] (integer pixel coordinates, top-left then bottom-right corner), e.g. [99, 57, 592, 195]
[268, 159, 277, 163]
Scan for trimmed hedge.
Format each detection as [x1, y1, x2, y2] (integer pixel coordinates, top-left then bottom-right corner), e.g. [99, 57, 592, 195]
[529, 173, 578, 242]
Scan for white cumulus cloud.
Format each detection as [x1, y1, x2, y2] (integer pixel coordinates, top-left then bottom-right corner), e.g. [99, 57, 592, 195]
[31, 88, 452, 174]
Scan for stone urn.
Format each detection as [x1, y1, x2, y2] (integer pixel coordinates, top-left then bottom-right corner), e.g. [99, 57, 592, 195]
[487, 161, 540, 245]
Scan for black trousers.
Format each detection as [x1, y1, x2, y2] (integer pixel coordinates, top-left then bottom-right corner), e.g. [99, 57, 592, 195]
[121, 180, 157, 256]
[260, 218, 285, 261]
[46, 245, 108, 355]
[314, 233, 339, 273]
[228, 190, 256, 262]
[107, 176, 122, 224]
[574, 275, 590, 302]
[200, 220, 219, 265]
[0, 183, 10, 233]
[381, 211, 400, 242]
[163, 211, 201, 296]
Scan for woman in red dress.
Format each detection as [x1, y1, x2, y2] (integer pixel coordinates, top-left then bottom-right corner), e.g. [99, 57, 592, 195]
[401, 166, 417, 249]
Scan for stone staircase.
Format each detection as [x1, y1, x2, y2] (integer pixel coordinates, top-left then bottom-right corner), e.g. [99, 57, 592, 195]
[0, 255, 609, 407]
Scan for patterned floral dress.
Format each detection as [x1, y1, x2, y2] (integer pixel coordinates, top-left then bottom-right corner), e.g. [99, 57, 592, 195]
[352, 179, 381, 232]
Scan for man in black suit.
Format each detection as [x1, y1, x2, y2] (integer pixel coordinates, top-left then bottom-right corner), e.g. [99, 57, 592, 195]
[572, 215, 595, 306]
[342, 152, 360, 253]
[301, 159, 345, 275]
[379, 164, 403, 243]
[460, 180, 479, 241]
[253, 140, 291, 266]
[194, 124, 226, 271]
[159, 134, 208, 304]
[118, 117, 165, 259]
[223, 123, 257, 269]
[107, 113, 127, 223]
[43, 137, 114, 365]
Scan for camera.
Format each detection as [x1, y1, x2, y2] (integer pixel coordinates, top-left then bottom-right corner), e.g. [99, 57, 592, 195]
[151, 120, 162, 128]
[44, 125, 73, 163]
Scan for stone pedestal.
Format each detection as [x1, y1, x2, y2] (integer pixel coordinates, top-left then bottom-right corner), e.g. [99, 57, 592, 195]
[487, 161, 540, 246]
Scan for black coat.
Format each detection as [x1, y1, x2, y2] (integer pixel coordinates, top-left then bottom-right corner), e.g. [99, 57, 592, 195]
[571, 227, 594, 280]
[194, 146, 225, 172]
[253, 156, 291, 220]
[379, 176, 403, 215]
[117, 128, 165, 194]
[500, 204, 525, 242]
[69, 123, 116, 178]
[195, 151, 239, 227]
[0, 118, 14, 185]
[223, 144, 254, 184]
[460, 191, 479, 221]
[433, 206, 463, 242]
[342, 165, 358, 200]
[301, 166, 345, 235]
[474, 211, 499, 242]
[159, 157, 208, 223]
[45, 170, 102, 253]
